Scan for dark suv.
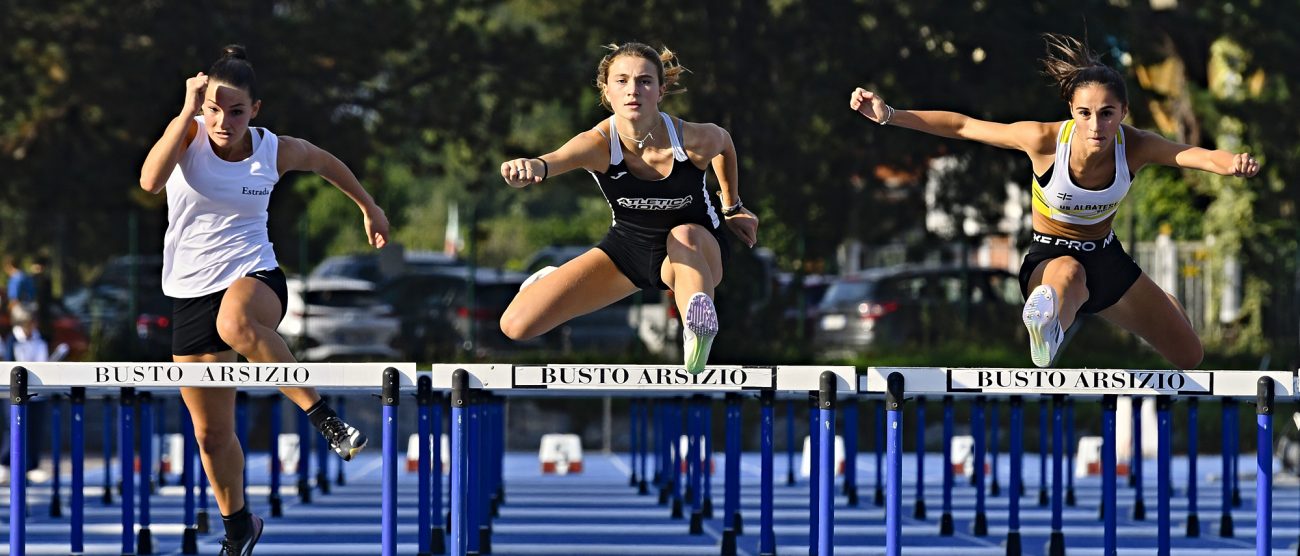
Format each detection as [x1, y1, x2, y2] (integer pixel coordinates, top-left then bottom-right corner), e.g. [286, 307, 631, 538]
[381, 268, 542, 360]
[812, 265, 1024, 356]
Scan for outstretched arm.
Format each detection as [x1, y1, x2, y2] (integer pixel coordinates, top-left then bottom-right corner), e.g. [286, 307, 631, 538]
[139, 73, 207, 193]
[500, 129, 608, 188]
[850, 88, 1055, 155]
[279, 136, 389, 248]
[691, 122, 757, 248]
[1129, 126, 1260, 177]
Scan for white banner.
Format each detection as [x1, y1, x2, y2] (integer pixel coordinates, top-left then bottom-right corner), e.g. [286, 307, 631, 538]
[3, 362, 418, 389]
[948, 368, 1213, 395]
[513, 365, 773, 391]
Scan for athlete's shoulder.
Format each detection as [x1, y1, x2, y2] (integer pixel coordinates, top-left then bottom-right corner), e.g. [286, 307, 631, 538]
[676, 118, 729, 156]
[1013, 120, 1063, 156]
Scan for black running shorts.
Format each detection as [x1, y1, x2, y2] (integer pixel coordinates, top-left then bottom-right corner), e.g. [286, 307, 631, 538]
[1017, 231, 1142, 314]
[171, 268, 289, 356]
[596, 225, 729, 291]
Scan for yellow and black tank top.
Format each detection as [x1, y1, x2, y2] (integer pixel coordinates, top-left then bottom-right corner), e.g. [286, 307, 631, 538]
[1031, 120, 1132, 225]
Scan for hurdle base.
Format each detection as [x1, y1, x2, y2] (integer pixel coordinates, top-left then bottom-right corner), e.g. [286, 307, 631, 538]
[138, 527, 153, 555]
[491, 493, 501, 518]
[1005, 531, 1021, 556]
[197, 510, 210, 534]
[1231, 487, 1241, 508]
[182, 526, 198, 554]
[940, 513, 954, 536]
[702, 498, 714, 519]
[1065, 486, 1076, 506]
[49, 493, 62, 518]
[689, 510, 704, 534]
[629, 474, 638, 487]
[430, 526, 446, 554]
[1219, 512, 1234, 537]
[734, 511, 744, 535]
[102, 489, 113, 505]
[638, 479, 649, 495]
[1132, 498, 1146, 520]
[270, 493, 283, 517]
[874, 485, 884, 507]
[298, 479, 313, 503]
[721, 529, 737, 556]
[846, 485, 859, 507]
[317, 471, 331, 495]
[1037, 488, 1048, 507]
[479, 525, 491, 553]
[336, 469, 346, 486]
[914, 499, 927, 520]
[1186, 512, 1200, 537]
[972, 512, 988, 536]
[786, 470, 795, 486]
[990, 478, 1000, 497]
[657, 487, 670, 505]
[1046, 531, 1065, 556]
[671, 497, 684, 519]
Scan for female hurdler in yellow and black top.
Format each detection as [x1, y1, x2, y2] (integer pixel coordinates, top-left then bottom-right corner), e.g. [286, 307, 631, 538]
[849, 33, 1260, 369]
[498, 42, 759, 373]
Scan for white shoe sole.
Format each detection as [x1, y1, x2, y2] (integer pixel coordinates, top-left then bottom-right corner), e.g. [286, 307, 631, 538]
[1022, 285, 1060, 368]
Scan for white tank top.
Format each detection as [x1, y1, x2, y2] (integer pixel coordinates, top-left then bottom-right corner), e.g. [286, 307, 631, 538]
[161, 117, 280, 298]
[1030, 120, 1133, 225]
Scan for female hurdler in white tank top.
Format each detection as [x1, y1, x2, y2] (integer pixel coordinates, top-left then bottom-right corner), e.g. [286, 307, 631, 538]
[162, 116, 280, 298]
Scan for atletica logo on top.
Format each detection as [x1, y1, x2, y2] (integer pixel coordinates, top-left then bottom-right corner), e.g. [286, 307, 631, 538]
[616, 196, 692, 210]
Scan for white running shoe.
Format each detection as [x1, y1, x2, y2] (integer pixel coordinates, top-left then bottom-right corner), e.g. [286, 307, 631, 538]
[520, 266, 558, 291]
[1022, 284, 1064, 368]
[682, 293, 719, 374]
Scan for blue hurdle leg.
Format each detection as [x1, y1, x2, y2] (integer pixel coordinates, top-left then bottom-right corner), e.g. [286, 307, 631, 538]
[1048, 394, 1064, 556]
[51, 395, 63, 518]
[1256, 378, 1274, 556]
[418, 376, 433, 556]
[1133, 396, 1146, 520]
[844, 398, 859, 506]
[885, 373, 905, 556]
[1220, 398, 1234, 537]
[450, 370, 470, 556]
[990, 398, 1000, 498]
[940, 396, 954, 535]
[1102, 395, 1117, 555]
[1229, 398, 1242, 508]
[297, 408, 312, 503]
[809, 395, 820, 551]
[120, 388, 136, 556]
[875, 398, 885, 507]
[913, 396, 926, 520]
[703, 397, 715, 520]
[787, 399, 796, 486]
[972, 396, 987, 536]
[182, 399, 198, 554]
[139, 392, 154, 554]
[467, 391, 481, 554]
[817, 372, 837, 556]
[269, 397, 283, 518]
[236, 391, 250, 504]
[760, 391, 776, 556]
[315, 395, 331, 496]
[71, 387, 86, 555]
[721, 394, 741, 556]
[10, 367, 30, 556]
[1186, 397, 1200, 537]
[1157, 396, 1172, 556]
[670, 400, 684, 519]
[433, 393, 446, 549]
[1007, 396, 1023, 555]
[690, 397, 704, 534]
[1066, 398, 1076, 507]
[1039, 397, 1048, 507]
[103, 397, 114, 505]
[336, 397, 348, 486]
[639, 399, 650, 495]
[630, 399, 640, 488]
[382, 369, 400, 556]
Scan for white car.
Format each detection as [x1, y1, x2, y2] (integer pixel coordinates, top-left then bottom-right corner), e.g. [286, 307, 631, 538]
[277, 277, 401, 362]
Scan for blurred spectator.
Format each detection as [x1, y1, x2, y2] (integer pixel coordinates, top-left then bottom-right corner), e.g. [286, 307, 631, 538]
[2, 303, 52, 482]
[30, 255, 53, 339]
[4, 255, 36, 312]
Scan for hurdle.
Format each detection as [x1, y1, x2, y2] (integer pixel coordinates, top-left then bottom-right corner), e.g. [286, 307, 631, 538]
[861, 367, 1294, 556]
[4, 361, 417, 556]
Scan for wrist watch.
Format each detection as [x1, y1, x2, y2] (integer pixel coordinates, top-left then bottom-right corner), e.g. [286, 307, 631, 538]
[722, 200, 744, 217]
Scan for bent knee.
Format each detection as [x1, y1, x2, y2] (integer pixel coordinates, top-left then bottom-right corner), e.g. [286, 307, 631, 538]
[667, 224, 710, 251]
[1046, 256, 1087, 285]
[215, 314, 255, 352]
[194, 428, 237, 455]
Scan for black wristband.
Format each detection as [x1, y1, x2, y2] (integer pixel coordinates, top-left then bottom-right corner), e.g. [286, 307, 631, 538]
[722, 200, 744, 217]
[537, 158, 548, 180]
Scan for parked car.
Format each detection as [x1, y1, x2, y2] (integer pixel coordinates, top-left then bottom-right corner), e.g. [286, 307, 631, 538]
[277, 277, 401, 361]
[309, 250, 463, 284]
[775, 272, 838, 341]
[813, 265, 1024, 356]
[381, 268, 542, 360]
[64, 255, 171, 360]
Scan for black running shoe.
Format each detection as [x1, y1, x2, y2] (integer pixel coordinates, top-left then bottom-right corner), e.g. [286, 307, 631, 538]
[319, 416, 368, 461]
[218, 514, 263, 556]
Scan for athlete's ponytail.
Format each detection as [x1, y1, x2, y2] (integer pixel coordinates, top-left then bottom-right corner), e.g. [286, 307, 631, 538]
[595, 42, 688, 112]
[208, 44, 259, 100]
[1040, 33, 1127, 106]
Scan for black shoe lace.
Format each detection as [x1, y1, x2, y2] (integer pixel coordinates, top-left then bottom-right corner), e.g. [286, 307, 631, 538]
[320, 417, 349, 444]
[218, 538, 237, 556]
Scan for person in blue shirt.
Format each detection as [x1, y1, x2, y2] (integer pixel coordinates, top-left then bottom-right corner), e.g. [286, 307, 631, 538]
[4, 256, 36, 312]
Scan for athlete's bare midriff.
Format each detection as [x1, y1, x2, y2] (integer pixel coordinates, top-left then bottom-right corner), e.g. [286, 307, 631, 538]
[1032, 212, 1116, 241]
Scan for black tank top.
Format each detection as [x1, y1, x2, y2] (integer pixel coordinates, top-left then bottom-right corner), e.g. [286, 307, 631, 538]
[588, 113, 722, 243]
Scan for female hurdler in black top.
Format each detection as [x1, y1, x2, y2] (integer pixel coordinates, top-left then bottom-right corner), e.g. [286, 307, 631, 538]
[499, 42, 759, 373]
